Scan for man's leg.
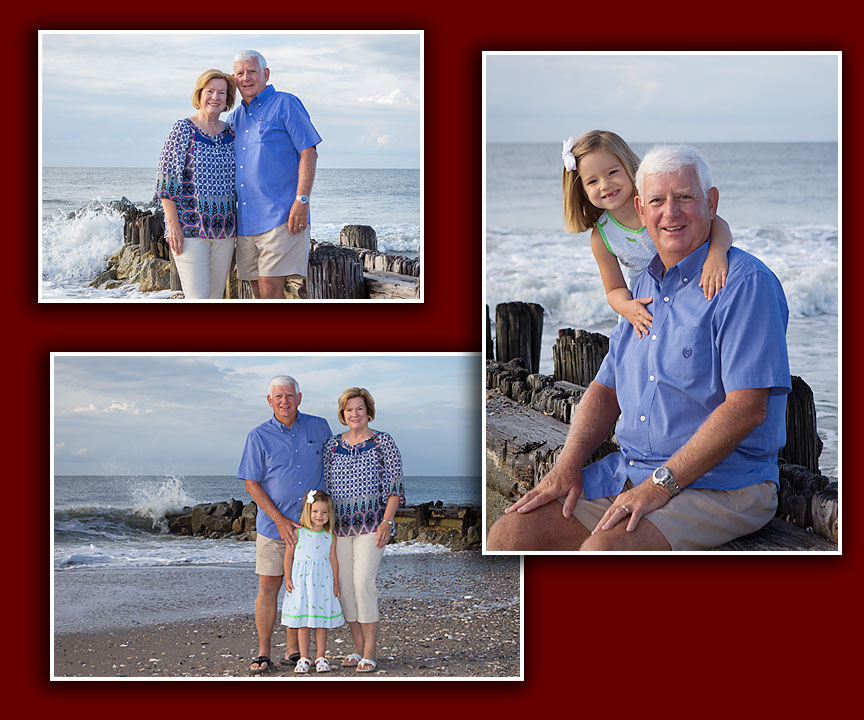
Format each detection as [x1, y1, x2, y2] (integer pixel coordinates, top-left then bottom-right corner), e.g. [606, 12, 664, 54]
[252, 573, 282, 670]
[253, 275, 288, 299]
[578, 517, 672, 551]
[486, 501, 592, 551]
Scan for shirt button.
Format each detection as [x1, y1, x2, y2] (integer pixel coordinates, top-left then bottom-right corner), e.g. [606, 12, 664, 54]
[649, 375, 655, 381]
[629, 460, 635, 466]
[664, 297, 670, 302]
[640, 415, 646, 422]
[683, 277, 689, 282]
[651, 334, 657, 341]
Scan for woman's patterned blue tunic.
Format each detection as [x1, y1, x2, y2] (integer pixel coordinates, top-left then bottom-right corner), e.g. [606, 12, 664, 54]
[324, 431, 406, 537]
[154, 119, 237, 240]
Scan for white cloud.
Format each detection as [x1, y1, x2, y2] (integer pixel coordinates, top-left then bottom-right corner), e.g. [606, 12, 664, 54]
[73, 403, 98, 413]
[359, 88, 415, 105]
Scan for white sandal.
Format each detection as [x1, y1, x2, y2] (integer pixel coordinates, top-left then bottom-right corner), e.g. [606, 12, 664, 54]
[342, 653, 362, 667]
[294, 657, 311, 674]
[315, 657, 331, 673]
[356, 658, 378, 673]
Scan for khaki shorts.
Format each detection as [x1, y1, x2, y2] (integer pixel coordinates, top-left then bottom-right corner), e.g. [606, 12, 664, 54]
[568, 479, 778, 551]
[255, 533, 287, 576]
[236, 222, 311, 281]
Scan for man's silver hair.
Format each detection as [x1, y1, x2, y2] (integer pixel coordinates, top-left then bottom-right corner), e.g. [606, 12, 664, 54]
[268, 375, 299, 395]
[636, 145, 713, 198]
[233, 50, 268, 71]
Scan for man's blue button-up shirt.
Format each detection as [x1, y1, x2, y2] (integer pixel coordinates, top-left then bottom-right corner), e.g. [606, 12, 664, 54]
[237, 412, 332, 539]
[584, 241, 791, 499]
[228, 85, 322, 236]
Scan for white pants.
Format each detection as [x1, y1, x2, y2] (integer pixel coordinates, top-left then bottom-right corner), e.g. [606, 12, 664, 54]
[172, 235, 235, 299]
[336, 532, 385, 624]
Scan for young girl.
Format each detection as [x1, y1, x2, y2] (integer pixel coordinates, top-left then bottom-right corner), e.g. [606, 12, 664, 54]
[562, 130, 733, 338]
[282, 489, 344, 674]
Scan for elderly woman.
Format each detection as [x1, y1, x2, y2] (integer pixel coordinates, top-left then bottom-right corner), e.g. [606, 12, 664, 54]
[324, 387, 405, 674]
[155, 69, 238, 299]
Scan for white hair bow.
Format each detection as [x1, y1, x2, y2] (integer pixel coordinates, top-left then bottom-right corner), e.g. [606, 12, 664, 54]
[306, 490, 317, 504]
[562, 137, 577, 172]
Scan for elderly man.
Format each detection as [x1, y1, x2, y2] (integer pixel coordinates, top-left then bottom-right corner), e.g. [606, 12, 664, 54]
[238, 376, 332, 674]
[487, 145, 791, 552]
[228, 50, 321, 299]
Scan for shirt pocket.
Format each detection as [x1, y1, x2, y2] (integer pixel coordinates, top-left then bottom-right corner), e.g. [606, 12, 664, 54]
[664, 325, 710, 384]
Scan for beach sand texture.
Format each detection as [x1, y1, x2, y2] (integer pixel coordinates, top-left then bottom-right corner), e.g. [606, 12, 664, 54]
[53, 552, 521, 679]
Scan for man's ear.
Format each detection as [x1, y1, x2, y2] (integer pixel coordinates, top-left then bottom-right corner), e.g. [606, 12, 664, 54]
[707, 187, 719, 218]
[264, 67, 271, 83]
[634, 194, 645, 226]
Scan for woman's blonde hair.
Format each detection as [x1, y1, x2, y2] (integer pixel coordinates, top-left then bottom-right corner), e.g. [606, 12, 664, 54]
[337, 387, 376, 425]
[299, 489, 335, 533]
[191, 69, 236, 112]
[562, 130, 641, 233]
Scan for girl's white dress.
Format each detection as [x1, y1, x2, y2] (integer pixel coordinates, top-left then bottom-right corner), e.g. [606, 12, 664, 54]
[281, 527, 345, 629]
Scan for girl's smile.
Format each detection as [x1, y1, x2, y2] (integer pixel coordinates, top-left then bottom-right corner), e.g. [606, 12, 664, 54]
[578, 148, 636, 217]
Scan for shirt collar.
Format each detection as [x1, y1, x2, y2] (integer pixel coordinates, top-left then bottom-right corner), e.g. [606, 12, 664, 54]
[243, 84, 275, 109]
[268, 411, 302, 432]
[648, 238, 711, 286]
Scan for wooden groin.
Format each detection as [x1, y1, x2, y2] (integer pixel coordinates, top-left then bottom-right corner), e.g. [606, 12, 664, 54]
[165, 499, 480, 550]
[89, 203, 420, 300]
[486, 340, 839, 551]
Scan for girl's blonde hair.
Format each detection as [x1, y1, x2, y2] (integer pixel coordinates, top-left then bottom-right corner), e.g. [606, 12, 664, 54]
[337, 387, 376, 425]
[299, 489, 335, 533]
[562, 130, 641, 233]
[191, 69, 237, 112]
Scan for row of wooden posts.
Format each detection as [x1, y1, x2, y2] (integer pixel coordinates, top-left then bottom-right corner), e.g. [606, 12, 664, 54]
[122, 204, 420, 299]
[487, 300, 824, 476]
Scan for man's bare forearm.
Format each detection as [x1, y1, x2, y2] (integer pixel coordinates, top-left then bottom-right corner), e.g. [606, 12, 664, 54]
[556, 381, 621, 473]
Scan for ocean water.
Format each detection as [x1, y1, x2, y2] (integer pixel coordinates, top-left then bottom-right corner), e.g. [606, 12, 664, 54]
[53, 473, 479, 571]
[53, 474, 480, 632]
[41, 167, 421, 299]
[486, 142, 839, 477]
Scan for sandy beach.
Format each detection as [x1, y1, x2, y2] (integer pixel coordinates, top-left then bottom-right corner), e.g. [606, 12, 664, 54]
[53, 551, 521, 679]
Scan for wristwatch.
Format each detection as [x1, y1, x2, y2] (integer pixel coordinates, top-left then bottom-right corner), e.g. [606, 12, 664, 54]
[296, 194, 309, 204]
[651, 466, 681, 496]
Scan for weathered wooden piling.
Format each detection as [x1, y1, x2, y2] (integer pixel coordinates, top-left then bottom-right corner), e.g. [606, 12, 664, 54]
[494, 301, 544, 374]
[307, 242, 366, 298]
[340, 224, 378, 252]
[552, 328, 609, 386]
[781, 375, 823, 474]
[100, 206, 420, 299]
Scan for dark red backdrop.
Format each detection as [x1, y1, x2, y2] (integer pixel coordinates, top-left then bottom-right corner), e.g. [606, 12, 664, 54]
[20, 5, 854, 714]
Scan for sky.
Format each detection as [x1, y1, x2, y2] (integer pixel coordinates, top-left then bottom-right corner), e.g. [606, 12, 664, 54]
[40, 31, 421, 169]
[52, 354, 479, 477]
[485, 52, 839, 144]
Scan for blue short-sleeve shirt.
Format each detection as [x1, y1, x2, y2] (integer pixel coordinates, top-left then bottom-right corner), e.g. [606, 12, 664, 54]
[585, 241, 791, 499]
[238, 412, 332, 539]
[228, 85, 322, 236]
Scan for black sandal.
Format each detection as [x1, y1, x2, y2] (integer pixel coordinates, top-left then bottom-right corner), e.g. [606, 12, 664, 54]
[249, 656, 272, 675]
[279, 652, 301, 666]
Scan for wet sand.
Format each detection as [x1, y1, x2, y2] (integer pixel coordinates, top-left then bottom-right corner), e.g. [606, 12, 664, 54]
[53, 552, 521, 679]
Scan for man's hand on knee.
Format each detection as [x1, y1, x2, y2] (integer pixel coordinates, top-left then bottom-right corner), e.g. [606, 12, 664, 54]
[506, 464, 583, 518]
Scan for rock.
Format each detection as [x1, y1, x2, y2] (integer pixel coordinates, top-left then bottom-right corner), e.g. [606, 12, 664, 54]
[167, 513, 192, 535]
[241, 502, 257, 532]
[138, 257, 171, 292]
[89, 266, 118, 288]
[114, 245, 142, 282]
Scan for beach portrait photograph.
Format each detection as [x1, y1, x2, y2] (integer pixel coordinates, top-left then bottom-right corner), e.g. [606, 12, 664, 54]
[483, 52, 840, 554]
[39, 30, 422, 302]
[51, 353, 521, 679]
